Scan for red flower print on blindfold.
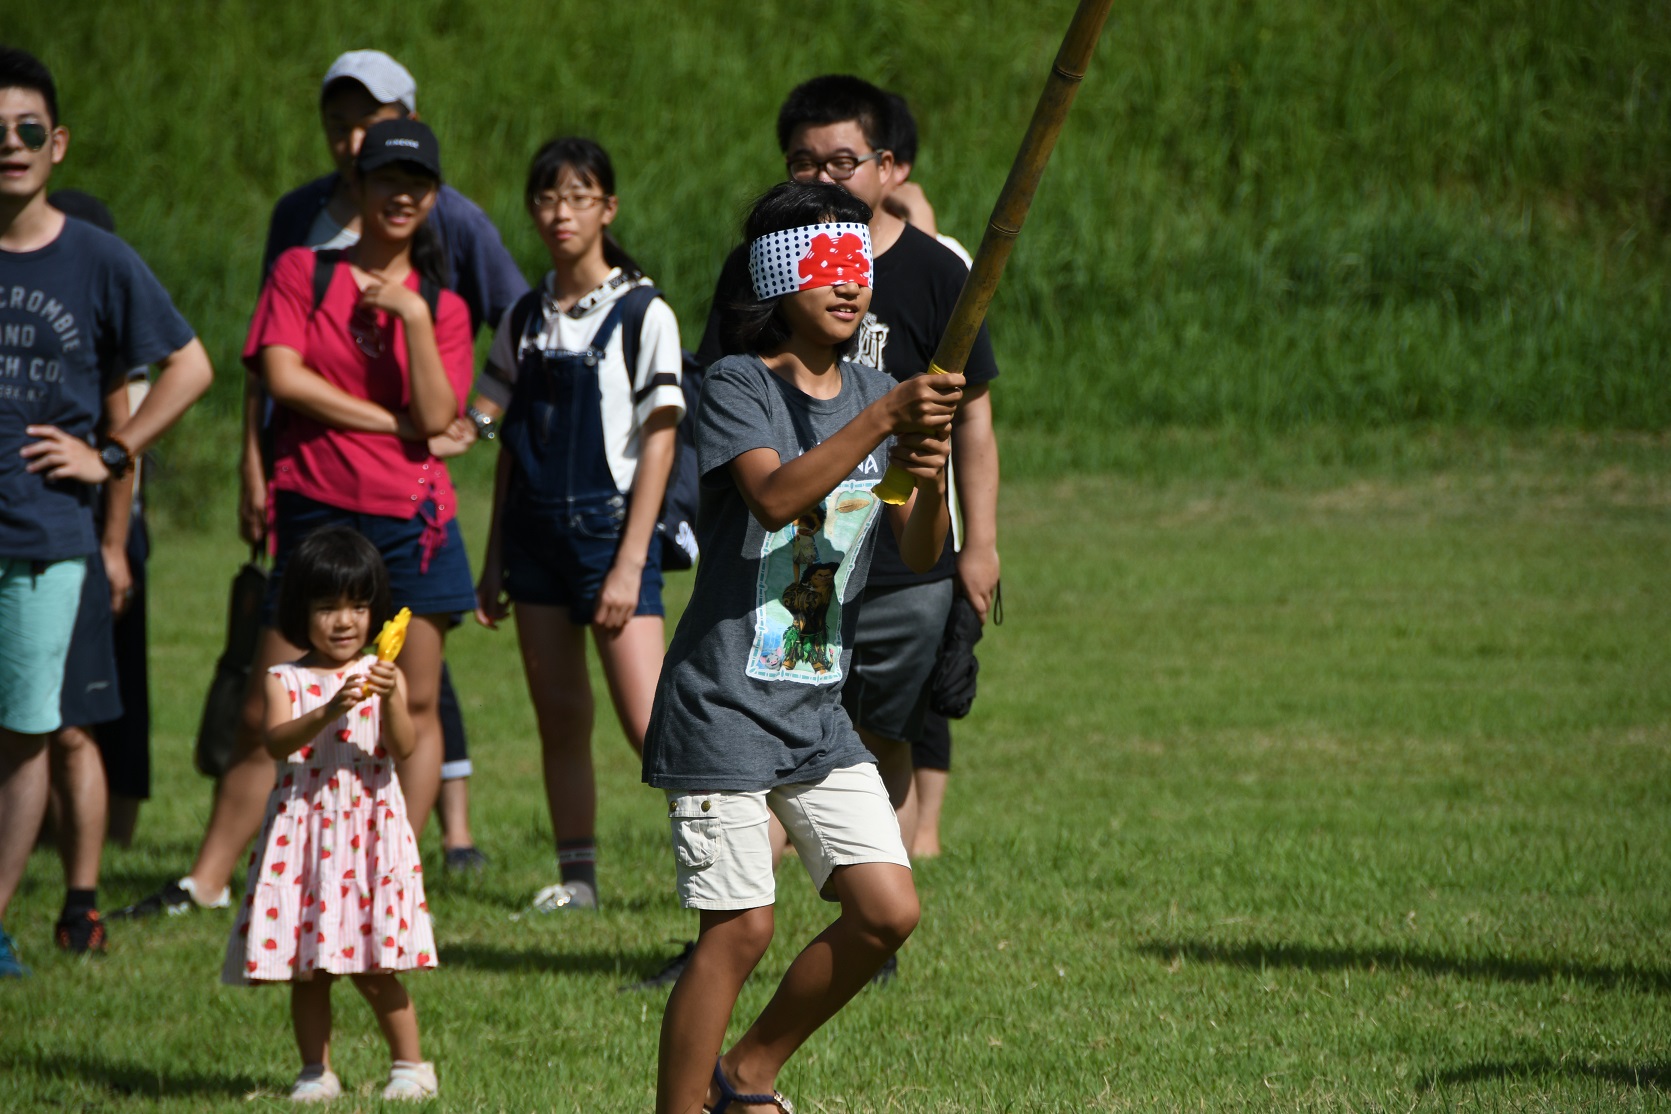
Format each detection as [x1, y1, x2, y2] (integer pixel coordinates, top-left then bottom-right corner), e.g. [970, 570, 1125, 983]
[798, 232, 871, 291]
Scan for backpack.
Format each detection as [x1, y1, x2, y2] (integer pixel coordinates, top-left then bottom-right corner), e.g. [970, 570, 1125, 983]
[507, 283, 702, 571]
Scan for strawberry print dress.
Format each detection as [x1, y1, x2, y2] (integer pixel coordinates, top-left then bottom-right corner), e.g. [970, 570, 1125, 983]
[221, 657, 436, 984]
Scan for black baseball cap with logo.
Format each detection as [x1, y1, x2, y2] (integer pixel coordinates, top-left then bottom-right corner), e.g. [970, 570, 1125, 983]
[356, 118, 442, 178]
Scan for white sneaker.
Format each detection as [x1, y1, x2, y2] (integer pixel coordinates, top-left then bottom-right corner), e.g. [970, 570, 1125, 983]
[289, 1066, 341, 1103]
[530, 881, 597, 912]
[178, 875, 232, 910]
[382, 1061, 438, 1101]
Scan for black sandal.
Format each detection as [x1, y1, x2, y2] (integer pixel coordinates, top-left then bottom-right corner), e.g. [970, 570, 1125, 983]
[705, 1058, 796, 1113]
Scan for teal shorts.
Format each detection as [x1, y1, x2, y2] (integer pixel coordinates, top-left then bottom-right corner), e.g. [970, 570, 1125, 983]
[0, 556, 87, 735]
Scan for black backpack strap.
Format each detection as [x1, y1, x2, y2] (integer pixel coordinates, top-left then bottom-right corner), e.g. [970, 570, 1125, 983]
[310, 249, 341, 314]
[419, 275, 441, 323]
[615, 285, 679, 404]
[314, 248, 442, 322]
[506, 289, 543, 363]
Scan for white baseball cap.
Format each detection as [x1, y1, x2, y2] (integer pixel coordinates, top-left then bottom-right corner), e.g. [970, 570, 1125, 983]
[321, 50, 417, 114]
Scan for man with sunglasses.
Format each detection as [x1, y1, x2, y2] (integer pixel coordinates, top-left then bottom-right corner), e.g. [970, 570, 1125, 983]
[0, 47, 213, 975]
[646, 75, 1000, 990]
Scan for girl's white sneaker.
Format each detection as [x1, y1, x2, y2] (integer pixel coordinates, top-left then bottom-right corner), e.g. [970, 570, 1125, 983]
[289, 1066, 341, 1103]
[382, 1061, 438, 1101]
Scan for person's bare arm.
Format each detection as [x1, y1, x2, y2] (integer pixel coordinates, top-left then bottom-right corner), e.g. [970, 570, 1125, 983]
[22, 338, 214, 484]
[883, 432, 953, 573]
[951, 383, 1000, 622]
[239, 371, 268, 546]
[474, 441, 515, 630]
[377, 665, 416, 761]
[261, 346, 405, 435]
[593, 408, 678, 631]
[99, 379, 135, 616]
[263, 670, 367, 760]
[357, 275, 455, 437]
[729, 374, 963, 531]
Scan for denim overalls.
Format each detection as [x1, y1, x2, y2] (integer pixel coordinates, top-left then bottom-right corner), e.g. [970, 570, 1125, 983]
[502, 297, 632, 537]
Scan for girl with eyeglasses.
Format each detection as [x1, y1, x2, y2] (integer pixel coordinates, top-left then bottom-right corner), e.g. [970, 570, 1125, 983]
[240, 118, 478, 861]
[472, 137, 686, 913]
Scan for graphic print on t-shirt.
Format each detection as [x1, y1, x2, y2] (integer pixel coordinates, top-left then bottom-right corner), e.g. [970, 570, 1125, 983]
[747, 479, 883, 684]
[854, 312, 889, 373]
[0, 286, 81, 406]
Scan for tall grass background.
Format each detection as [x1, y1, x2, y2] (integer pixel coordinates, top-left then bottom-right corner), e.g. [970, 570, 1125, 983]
[8, 0, 1669, 521]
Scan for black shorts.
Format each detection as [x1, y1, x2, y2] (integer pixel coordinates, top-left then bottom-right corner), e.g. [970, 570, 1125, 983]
[911, 709, 952, 772]
[60, 549, 122, 730]
[839, 579, 954, 746]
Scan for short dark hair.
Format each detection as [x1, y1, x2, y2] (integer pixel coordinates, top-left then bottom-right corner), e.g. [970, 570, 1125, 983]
[887, 93, 918, 168]
[727, 181, 873, 355]
[0, 46, 58, 125]
[776, 75, 894, 155]
[275, 526, 392, 650]
[524, 136, 642, 278]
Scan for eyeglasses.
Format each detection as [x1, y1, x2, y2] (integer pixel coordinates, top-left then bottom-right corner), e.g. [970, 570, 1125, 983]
[786, 150, 886, 183]
[531, 191, 607, 212]
[0, 121, 50, 151]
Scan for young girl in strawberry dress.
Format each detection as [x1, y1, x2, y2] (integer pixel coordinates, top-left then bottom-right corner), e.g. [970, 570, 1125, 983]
[221, 525, 438, 1103]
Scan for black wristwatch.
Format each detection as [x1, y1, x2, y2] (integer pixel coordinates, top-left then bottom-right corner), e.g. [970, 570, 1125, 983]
[98, 438, 133, 479]
[466, 405, 497, 441]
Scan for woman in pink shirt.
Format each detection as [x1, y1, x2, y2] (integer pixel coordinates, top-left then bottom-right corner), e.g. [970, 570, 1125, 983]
[238, 119, 476, 843]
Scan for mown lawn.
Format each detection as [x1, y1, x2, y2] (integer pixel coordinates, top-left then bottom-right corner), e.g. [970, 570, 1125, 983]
[2, 434, 1667, 1112]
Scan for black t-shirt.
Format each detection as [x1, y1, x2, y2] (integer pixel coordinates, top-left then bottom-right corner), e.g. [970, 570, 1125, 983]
[0, 219, 195, 560]
[697, 223, 999, 585]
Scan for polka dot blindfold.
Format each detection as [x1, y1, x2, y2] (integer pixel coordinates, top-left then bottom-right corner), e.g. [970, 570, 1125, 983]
[748, 222, 874, 300]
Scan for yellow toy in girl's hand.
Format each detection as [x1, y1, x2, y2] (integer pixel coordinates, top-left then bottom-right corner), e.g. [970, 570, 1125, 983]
[375, 608, 412, 663]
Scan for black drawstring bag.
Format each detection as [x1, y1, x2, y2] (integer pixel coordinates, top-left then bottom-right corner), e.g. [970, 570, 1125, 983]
[194, 552, 267, 778]
[927, 592, 986, 719]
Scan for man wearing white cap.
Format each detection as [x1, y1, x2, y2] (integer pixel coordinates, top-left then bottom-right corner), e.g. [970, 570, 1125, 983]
[112, 49, 525, 923]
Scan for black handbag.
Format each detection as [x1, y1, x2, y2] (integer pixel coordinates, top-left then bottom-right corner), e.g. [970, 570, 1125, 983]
[194, 552, 267, 778]
[927, 593, 986, 719]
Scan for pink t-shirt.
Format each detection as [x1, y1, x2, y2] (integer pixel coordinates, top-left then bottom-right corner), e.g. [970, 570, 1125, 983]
[244, 247, 474, 523]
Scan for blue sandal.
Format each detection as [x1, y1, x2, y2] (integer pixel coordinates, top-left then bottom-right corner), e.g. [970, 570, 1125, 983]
[705, 1058, 796, 1113]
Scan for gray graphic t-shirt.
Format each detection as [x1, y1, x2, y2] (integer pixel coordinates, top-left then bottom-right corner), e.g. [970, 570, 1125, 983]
[643, 354, 896, 791]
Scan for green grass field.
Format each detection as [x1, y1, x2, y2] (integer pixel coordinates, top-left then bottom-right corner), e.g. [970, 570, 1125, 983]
[3, 1, 1671, 1109]
[8, 0, 1671, 514]
[2, 434, 1668, 1111]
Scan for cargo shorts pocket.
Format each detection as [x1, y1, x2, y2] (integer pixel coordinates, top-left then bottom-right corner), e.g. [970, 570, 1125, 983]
[667, 794, 722, 870]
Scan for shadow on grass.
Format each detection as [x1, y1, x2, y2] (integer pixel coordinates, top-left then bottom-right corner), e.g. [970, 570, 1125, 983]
[1425, 1059, 1671, 1091]
[1136, 939, 1671, 993]
[0, 1050, 263, 1099]
[442, 940, 679, 981]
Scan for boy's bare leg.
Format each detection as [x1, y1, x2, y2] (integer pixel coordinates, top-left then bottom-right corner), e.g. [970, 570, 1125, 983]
[657, 906, 775, 1114]
[910, 767, 948, 859]
[49, 726, 106, 890]
[718, 863, 919, 1103]
[0, 730, 50, 920]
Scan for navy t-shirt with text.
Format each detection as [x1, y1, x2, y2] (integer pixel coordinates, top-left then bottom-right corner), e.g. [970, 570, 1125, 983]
[0, 219, 195, 561]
